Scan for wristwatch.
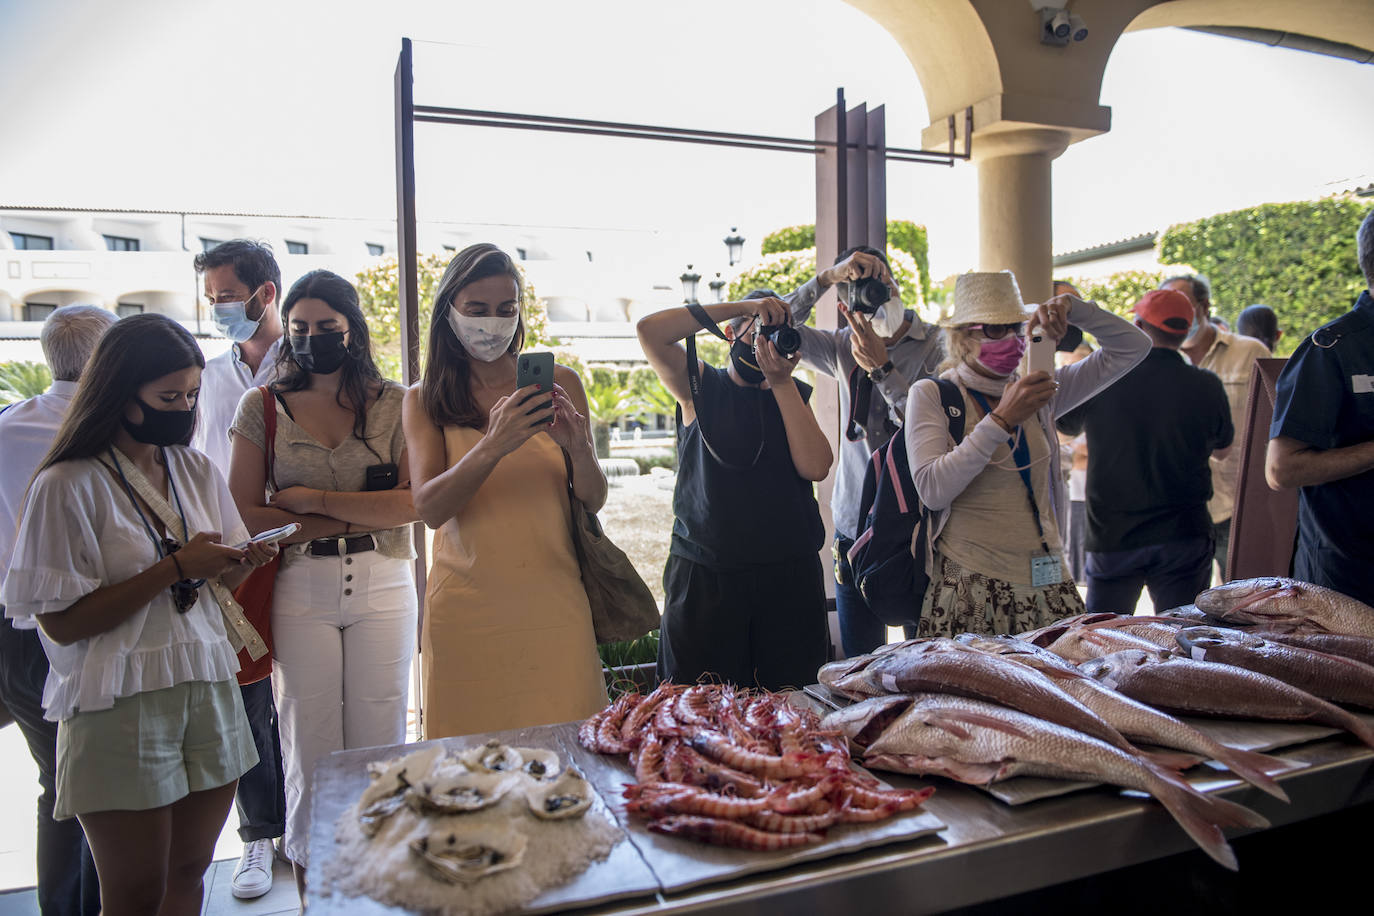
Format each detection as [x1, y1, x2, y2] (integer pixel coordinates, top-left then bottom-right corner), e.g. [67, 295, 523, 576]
[868, 360, 895, 383]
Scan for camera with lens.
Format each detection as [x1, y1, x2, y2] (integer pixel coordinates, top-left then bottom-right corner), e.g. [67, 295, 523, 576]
[759, 322, 801, 357]
[846, 276, 891, 314]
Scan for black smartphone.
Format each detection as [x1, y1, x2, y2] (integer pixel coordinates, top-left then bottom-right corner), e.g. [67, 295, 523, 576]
[364, 463, 399, 491]
[516, 351, 556, 425]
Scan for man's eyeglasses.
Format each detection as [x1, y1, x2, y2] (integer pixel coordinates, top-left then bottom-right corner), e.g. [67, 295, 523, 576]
[161, 537, 206, 614]
[966, 322, 1026, 340]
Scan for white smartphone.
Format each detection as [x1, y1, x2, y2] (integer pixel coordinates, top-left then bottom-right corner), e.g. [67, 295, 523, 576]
[236, 523, 300, 549]
[1022, 326, 1056, 377]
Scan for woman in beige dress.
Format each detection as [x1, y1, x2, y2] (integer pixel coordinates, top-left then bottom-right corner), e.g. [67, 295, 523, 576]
[402, 243, 608, 739]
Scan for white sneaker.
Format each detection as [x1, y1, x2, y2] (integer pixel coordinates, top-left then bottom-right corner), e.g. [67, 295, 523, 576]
[231, 838, 275, 899]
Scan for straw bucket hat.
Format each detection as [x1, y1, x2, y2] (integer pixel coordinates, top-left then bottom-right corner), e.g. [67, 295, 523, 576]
[941, 271, 1032, 327]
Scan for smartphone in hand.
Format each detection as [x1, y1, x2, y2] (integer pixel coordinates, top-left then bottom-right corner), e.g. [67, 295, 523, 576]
[235, 522, 301, 550]
[1022, 326, 1056, 377]
[516, 352, 555, 425]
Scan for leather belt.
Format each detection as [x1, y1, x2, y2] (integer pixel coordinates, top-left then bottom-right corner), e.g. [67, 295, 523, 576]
[307, 533, 376, 557]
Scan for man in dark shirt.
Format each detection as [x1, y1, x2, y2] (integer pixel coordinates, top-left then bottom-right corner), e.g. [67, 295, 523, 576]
[1267, 209, 1374, 607]
[1058, 289, 1233, 612]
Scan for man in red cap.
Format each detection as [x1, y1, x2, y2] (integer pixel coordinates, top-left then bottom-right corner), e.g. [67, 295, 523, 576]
[1056, 289, 1234, 612]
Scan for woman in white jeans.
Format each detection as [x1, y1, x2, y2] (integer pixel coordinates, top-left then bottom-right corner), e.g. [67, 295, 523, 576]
[227, 270, 418, 900]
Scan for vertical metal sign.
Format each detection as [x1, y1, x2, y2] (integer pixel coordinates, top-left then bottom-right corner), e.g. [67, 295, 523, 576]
[395, 37, 426, 730]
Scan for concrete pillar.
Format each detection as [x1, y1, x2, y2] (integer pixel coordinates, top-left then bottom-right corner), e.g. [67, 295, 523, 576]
[974, 128, 1071, 304]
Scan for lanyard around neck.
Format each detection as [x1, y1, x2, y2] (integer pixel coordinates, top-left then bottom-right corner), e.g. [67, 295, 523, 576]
[106, 447, 191, 558]
[965, 390, 1051, 556]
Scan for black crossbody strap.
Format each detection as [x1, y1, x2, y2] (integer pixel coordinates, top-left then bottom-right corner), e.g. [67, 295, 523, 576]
[683, 305, 765, 472]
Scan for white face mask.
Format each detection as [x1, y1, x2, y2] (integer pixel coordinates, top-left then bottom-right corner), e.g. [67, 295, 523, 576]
[447, 311, 518, 362]
[211, 286, 263, 343]
[869, 303, 906, 338]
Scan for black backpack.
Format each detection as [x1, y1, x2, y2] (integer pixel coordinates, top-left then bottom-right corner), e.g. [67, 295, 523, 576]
[847, 378, 965, 627]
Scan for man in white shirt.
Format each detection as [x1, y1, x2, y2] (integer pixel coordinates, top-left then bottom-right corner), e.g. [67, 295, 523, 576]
[191, 239, 287, 899]
[0, 304, 115, 916]
[1164, 274, 1272, 582]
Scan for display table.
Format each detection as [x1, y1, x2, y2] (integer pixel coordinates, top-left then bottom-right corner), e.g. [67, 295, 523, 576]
[307, 719, 1373, 915]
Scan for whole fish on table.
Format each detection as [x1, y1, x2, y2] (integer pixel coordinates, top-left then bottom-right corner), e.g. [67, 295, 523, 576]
[1080, 650, 1374, 749]
[1027, 623, 1175, 664]
[824, 693, 1267, 871]
[1195, 578, 1374, 638]
[1254, 631, 1374, 669]
[1176, 626, 1374, 710]
[955, 634, 1288, 801]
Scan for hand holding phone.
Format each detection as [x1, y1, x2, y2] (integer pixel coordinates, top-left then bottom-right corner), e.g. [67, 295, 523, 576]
[235, 523, 301, 550]
[516, 352, 556, 426]
[1022, 326, 1056, 377]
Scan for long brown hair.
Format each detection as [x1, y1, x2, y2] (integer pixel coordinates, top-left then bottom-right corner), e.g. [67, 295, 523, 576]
[422, 244, 526, 428]
[41, 314, 205, 472]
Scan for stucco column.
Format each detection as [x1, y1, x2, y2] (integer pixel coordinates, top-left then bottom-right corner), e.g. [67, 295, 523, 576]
[974, 128, 1071, 303]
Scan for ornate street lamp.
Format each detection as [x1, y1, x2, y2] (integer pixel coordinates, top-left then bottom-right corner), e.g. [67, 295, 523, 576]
[725, 227, 747, 266]
[708, 272, 726, 303]
[679, 264, 701, 304]
[723, 227, 745, 266]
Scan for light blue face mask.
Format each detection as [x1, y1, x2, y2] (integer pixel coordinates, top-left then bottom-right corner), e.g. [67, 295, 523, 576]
[212, 286, 263, 342]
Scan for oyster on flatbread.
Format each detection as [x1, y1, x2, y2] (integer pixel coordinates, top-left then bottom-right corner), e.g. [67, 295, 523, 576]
[526, 765, 592, 820]
[357, 745, 443, 836]
[408, 825, 527, 883]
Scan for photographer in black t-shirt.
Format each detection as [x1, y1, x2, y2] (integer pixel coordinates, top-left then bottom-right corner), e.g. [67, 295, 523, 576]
[636, 293, 832, 690]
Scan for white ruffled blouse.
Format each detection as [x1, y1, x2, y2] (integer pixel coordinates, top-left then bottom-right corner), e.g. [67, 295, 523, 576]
[1, 448, 250, 722]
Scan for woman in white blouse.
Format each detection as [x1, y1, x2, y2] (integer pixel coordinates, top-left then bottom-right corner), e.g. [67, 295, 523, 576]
[904, 272, 1149, 637]
[1, 314, 278, 916]
[227, 269, 418, 896]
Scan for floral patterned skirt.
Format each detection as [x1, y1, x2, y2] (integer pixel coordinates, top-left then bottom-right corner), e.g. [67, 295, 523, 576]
[918, 551, 1085, 638]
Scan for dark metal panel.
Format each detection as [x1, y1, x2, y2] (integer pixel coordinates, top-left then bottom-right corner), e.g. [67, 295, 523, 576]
[866, 106, 887, 249]
[813, 94, 844, 608]
[844, 103, 868, 252]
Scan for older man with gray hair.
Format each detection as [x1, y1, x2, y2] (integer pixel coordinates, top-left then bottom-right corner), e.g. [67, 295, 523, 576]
[0, 304, 116, 916]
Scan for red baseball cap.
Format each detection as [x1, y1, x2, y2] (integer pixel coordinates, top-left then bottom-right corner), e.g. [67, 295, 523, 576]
[1133, 289, 1194, 334]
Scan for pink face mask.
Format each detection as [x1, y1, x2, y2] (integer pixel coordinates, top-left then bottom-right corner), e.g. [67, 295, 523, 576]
[975, 335, 1027, 376]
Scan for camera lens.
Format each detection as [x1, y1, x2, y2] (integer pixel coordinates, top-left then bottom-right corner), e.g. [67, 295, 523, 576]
[764, 324, 801, 356]
[847, 277, 890, 313]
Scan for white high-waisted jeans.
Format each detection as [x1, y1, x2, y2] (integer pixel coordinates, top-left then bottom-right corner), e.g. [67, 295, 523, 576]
[271, 548, 416, 865]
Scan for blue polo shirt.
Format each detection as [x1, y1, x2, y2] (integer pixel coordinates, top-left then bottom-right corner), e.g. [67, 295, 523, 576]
[1270, 290, 1374, 605]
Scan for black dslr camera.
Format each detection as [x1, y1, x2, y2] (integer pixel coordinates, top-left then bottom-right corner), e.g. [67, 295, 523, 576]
[846, 276, 891, 314]
[759, 322, 801, 357]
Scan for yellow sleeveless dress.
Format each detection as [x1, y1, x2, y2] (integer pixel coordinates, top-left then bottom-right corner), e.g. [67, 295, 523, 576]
[420, 426, 608, 739]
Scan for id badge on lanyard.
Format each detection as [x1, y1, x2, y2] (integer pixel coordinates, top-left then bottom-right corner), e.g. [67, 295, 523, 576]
[1031, 555, 1062, 587]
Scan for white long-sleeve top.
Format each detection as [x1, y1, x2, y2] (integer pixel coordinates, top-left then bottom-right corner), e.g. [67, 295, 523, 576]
[904, 298, 1150, 565]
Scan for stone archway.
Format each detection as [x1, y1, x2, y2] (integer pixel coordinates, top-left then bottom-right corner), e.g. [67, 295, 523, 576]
[842, 0, 1374, 297]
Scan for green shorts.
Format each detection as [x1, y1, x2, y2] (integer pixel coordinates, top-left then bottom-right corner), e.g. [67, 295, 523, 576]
[55, 679, 258, 820]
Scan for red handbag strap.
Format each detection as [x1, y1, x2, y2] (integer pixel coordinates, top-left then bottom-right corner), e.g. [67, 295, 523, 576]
[260, 386, 278, 491]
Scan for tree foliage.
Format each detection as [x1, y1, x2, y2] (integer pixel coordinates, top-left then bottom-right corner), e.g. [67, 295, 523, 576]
[355, 253, 552, 381]
[727, 247, 923, 313]
[1158, 198, 1373, 355]
[0, 361, 52, 405]
[1060, 270, 1167, 322]
[759, 219, 932, 304]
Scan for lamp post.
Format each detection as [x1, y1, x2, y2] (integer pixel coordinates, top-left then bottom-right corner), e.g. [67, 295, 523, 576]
[724, 227, 745, 267]
[679, 264, 701, 304]
[708, 272, 726, 303]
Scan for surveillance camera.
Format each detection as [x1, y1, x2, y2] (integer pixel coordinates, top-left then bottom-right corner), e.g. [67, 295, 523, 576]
[1069, 13, 1088, 41]
[1049, 9, 1071, 39]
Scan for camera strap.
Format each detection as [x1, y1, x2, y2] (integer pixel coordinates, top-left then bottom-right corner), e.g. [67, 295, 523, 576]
[846, 365, 874, 442]
[683, 304, 766, 471]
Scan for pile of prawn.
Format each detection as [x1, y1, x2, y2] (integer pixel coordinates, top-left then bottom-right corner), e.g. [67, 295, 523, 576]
[577, 682, 934, 850]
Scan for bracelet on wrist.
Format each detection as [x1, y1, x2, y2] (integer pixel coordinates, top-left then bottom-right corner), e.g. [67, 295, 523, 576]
[989, 411, 1012, 432]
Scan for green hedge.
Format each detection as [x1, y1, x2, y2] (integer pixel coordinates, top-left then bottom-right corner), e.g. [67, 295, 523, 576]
[760, 220, 932, 305]
[1158, 198, 1373, 356]
[1060, 270, 1167, 322]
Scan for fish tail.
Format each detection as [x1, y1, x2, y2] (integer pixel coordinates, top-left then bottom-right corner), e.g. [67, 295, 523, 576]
[1341, 712, 1374, 749]
[1139, 748, 1202, 772]
[1150, 781, 1249, 871]
[1212, 747, 1290, 803]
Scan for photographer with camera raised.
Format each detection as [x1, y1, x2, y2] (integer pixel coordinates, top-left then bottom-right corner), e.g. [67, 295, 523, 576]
[786, 246, 941, 657]
[637, 291, 832, 690]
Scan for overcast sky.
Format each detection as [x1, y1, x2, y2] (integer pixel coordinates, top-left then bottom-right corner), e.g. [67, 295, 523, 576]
[3, 0, 1372, 286]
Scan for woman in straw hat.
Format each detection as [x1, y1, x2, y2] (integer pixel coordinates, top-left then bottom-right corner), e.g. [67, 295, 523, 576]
[903, 272, 1149, 636]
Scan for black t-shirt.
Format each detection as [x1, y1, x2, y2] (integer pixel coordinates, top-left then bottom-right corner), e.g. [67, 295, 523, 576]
[1057, 348, 1233, 553]
[1269, 291, 1374, 605]
[670, 363, 825, 569]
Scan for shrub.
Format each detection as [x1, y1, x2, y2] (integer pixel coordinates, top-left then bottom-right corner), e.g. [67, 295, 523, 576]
[1061, 270, 1168, 321]
[631, 451, 677, 474]
[1158, 198, 1374, 355]
[728, 247, 922, 314]
[759, 219, 932, 304]
[0, 361, 52, 405]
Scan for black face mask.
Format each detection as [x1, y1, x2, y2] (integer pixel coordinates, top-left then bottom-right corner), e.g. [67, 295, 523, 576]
[122, 398, 195, 446]
[729, 337, 766, 386]
[290, 331, 349, 374]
